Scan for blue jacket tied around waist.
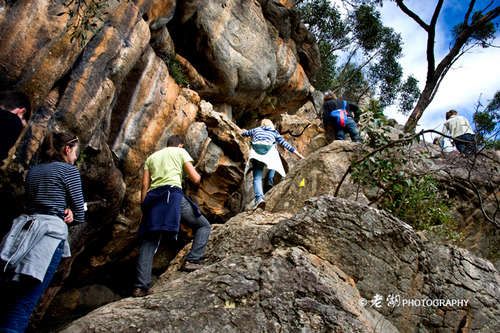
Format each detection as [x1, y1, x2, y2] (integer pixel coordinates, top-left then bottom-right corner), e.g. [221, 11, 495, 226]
[139, 185, 201, 236]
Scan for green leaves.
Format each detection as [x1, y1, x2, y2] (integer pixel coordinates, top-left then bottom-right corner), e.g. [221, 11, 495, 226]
[473, 90, 500, 148]
[161, 55, 189, 87]
[296, 0, 419, 111]
[351, 141, 453, 234]
[453, 11, 496, 47]
[398, 76, 421, 115]
[353, 4, 384, 51]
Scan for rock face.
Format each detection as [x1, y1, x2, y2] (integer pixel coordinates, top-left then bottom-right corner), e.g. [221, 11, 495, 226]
[0, 0, 322, 326]
[265, 140, 367, 213]
[61, 196, 499, 333]
[170, 0, 319, 117]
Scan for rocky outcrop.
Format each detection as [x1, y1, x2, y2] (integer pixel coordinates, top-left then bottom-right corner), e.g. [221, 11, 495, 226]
[0, 0, 320, 322]
[170, 0, 319, 117]
[419, 151, 500, 268]
[265, 140, 367, 213]
[61, 196, 499, 333]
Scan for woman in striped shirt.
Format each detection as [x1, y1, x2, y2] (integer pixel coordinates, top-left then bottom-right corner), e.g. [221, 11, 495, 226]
[0, 131, 85, 333]
[241, 119, 304, 209]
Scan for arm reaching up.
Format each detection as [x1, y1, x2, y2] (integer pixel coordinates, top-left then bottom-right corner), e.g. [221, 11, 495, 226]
[184, 161, 201, 185]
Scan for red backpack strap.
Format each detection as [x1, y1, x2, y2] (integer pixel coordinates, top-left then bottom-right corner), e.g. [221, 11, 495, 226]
[339, 110, 346, 127]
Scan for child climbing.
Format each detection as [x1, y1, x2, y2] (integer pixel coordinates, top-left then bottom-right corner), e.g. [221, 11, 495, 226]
[241, 119, 304, 209]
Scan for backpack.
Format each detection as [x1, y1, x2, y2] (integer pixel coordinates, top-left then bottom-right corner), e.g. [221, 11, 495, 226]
[329, 100, 348, 128]
[251, 143, 273, 155]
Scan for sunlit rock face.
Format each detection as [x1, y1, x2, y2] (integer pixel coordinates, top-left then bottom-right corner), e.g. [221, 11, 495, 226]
[170, 0, 320, 118]
[0, 1, 321, 324]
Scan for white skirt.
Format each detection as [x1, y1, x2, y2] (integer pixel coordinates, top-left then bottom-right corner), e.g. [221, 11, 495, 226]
[245, 145, 286, 177]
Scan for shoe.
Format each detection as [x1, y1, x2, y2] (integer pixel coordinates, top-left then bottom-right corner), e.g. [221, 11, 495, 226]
[182, 261, 204, 272]
[132, 287, 150, 297]
[254, 198, 266, 210]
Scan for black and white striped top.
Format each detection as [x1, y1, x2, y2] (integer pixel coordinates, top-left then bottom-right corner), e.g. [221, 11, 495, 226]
[241, 126, 296, 152]
[25, 161, 85, 223]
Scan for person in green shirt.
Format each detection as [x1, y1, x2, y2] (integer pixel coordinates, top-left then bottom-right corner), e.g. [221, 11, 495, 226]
[132, 135, 211, 297]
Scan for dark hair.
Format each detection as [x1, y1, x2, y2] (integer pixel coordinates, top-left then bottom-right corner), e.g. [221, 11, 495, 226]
[0, 90, 32, 120]
[40, 131, 79, 162]
[167, 135, 184, 147]
[445, 109, 457, 120]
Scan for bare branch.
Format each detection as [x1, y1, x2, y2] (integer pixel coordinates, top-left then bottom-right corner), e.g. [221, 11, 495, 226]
[464, 0, 477, 24]
[394, 0, 429, 31]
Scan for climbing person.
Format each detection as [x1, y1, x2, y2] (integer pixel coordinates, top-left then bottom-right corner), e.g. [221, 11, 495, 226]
[0, 90, 31, 164]
[241, 119, 304, 209]
[133, 135, 211, 297]
[322, 91, 361, 142]
[441, 109, 476, 155]
[0, 131, 85, 333]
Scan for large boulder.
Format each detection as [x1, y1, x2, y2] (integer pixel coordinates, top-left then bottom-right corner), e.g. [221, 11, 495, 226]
[170, 0, 319, 117]
[265, 140, 367, 213]
[61, 196, 499, 332]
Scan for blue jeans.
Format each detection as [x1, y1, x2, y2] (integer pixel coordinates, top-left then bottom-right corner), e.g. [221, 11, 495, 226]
[0, 241, 64, 333]
[335, 117, 361, 142]
[454, 133, 475, 155]
[252, 160, 275, 202]
[135, 196, 211, 290]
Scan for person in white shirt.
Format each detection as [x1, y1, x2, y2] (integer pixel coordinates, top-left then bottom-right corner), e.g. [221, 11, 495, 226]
[442, 110, 475, 155]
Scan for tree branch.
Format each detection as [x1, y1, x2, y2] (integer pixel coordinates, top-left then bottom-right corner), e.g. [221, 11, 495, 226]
[394, 0, 429, 31]
[425, 0, 444, 81]
[464, 0, 477, 24]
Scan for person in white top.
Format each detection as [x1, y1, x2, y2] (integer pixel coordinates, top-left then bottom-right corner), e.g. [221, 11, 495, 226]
[442, 110, 475, 155]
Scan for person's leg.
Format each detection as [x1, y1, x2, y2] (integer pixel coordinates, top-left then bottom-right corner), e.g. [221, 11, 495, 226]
[345, 117, 361, 142]
[134, 233, 162, 291]
[181, 196, 211, 263]
[454, 139, 465, 154]
[0, 241, 64, 333]
[457, 133, 475, 155]
[252, 160, 264, 203]
[334, 124, 345, 140]
[266, 169, 276, 187]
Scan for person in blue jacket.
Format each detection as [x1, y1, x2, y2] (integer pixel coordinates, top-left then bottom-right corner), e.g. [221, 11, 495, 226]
[322, 91, 361, 142]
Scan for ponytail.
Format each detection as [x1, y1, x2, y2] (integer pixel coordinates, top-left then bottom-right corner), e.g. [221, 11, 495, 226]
[40, 131, 79, 162]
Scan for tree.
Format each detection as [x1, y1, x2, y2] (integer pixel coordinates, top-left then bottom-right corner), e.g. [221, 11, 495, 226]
[388, 0, 500, 132]
[473, 90, 500, 149]
[296, 1, 420, 112]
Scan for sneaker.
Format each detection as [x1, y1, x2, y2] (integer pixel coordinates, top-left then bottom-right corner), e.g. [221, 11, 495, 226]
[254, 198, 266, 210]
[131, 287, 150, 297]
[182, 261, 204, 272]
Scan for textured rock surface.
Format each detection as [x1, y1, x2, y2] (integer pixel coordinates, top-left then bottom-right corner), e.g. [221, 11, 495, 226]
[0, 0, 320, 321]
[62, 196, 499, 333]
[265, 140, 367, 213]
[171, 0, 319, 116]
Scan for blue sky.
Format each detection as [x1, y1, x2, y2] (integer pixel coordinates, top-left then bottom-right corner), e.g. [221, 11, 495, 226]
[377, 0, 500, 134]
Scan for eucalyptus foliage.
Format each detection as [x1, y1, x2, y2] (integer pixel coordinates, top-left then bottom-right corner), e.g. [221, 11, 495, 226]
[296, 0, 420, 113]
